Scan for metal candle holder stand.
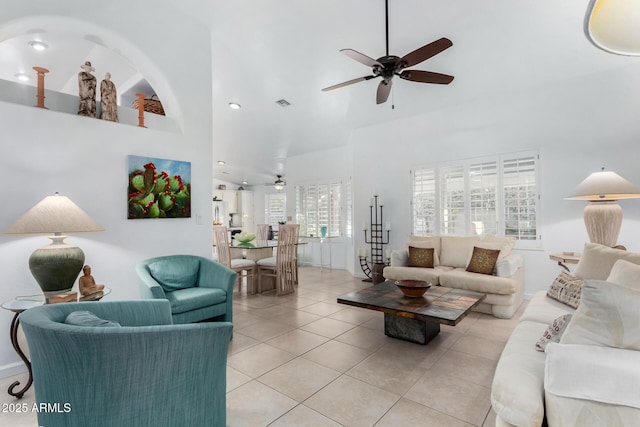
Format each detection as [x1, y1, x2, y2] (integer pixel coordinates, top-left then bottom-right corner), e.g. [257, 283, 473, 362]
[359, 195, 390, 283]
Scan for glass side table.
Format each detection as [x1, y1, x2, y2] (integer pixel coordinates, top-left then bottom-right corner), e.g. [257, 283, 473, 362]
[1, 288, 110, 398]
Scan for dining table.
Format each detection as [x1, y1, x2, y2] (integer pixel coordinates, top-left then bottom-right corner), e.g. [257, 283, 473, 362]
[227, 239, 308, 294]
[229, 239, 278, 262]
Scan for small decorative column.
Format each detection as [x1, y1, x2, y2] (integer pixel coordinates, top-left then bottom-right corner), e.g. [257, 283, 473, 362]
[135, 93, 147, 128]
[359, 195, 391, 284]
[32, 66, 49, 109]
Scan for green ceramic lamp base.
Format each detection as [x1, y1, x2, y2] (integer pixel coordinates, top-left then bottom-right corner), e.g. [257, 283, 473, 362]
[29, 236, 85, 297]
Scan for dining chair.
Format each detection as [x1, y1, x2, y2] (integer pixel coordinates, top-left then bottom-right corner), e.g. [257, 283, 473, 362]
[256, 223, 300, 295]
[213, 225, 256, 293]
[256, 223, 270, 240]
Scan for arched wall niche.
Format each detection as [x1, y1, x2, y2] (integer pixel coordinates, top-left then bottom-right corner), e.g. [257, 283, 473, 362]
[0, 14, 183, 131]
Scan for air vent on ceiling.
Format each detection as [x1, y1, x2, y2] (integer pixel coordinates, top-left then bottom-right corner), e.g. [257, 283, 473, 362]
[276, 99, 291, 107]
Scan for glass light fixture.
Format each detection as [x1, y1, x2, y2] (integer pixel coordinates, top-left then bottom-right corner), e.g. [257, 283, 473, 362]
[274, 175, 285, 191]
[566, 168, 640, 247]
[28, 41, 48, 51]
[586, 0, 640, 56]
[3, 193, 104, 298]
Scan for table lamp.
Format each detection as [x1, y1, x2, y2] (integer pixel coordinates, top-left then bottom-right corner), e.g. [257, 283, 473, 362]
[2, 193, 104, 297]
[565, 168, 640, 247]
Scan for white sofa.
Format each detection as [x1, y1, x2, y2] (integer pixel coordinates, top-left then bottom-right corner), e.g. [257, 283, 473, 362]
[491, 243, 640, 427]
[383, 235, 524, 318]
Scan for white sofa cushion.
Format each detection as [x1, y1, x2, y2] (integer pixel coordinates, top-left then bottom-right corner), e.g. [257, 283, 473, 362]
[519, 291, 575, 324]
[440, 235, 480, 268]
[439, 268, 516, 295]
[607, 259, 640, 290]
[476, 235, 516, 261]
[495, 254, 523, 277]
[491, 320, 548, 427]
[573, 243, 640, 280]
[545, 342, 640, 409]
[560, 280, 640, 350]
[382, 265, 452, 284]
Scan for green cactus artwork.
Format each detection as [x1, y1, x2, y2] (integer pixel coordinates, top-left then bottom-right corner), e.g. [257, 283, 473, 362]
[128, 155, 191, 219]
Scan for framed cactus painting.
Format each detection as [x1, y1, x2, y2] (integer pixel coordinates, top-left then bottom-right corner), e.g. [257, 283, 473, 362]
[128, 155, 191, 219]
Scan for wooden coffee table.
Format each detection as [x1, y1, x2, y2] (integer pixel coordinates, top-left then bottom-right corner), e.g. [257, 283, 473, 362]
[337, 281, 485, 345]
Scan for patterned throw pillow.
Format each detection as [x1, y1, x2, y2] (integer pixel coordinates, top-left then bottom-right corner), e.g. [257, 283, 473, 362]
[547, 271, 583, 309]
[465, 246, 500, 275]
[535, 314, 572, 352]
[408, 246, 435, 268]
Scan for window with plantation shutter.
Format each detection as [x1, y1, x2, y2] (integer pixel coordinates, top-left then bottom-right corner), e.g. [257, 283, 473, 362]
[295, 180, 342, 237]
[412, 168, 437, 235]
[265, 193, 286, 226]
[412, 151, 539, 247]
[503, 155, 538, 241]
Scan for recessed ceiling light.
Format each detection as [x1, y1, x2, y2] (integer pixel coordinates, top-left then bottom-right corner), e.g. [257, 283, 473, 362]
[217, 160, 226, 165]
[228, 103, 241, 110]
[242, 180, 248, 185]
[28, 41, 48, 51]
[15, 73, 30, 82]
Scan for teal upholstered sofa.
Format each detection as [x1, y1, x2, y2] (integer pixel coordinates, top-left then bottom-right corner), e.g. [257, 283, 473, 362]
[136, 255, 236, 324]
[19, 300, 232, 427]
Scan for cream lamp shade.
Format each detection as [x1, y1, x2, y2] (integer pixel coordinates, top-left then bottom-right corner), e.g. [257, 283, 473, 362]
[586, 0, 640, 56]
[3, 193, 104, 297]
[566, 169, 640, 247]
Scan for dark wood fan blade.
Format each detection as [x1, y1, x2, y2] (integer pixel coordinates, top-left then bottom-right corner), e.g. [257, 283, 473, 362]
[340, 49, 383, 67]
[399, 38, 453, 69]
[376, 79, 393, 104]
[399, 70, 454, 85]
[322, 75, 376, 92]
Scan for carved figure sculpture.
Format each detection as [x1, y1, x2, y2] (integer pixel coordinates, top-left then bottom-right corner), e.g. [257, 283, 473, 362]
[100, 72, 119, 122]
[78, 61, 97, 117]
[78, 265, 105, 296]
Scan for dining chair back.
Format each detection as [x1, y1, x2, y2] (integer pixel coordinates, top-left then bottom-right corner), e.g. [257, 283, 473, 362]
[256, 224, 270, 240]
[257, 223, 300, 295]
[213, 225, 256, 293]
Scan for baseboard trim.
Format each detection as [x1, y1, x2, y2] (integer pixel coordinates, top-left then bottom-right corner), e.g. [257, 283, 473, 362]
[0, 361, 26, 379]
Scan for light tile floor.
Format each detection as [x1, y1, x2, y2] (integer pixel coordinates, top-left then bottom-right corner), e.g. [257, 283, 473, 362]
[0, 267, 525, 426]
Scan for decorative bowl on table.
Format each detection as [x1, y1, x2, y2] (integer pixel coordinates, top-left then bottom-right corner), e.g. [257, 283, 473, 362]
[234, 233, 256, 243]
[395, 280, 431, 298]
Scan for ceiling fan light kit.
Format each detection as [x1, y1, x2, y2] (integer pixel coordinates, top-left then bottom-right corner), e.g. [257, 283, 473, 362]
[274, 175, 286, 191]
[322, 0, 454, 104]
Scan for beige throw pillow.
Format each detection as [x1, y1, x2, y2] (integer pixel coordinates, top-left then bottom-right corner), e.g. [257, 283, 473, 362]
[573, 243, 640, 280]
[560, 280, 640, 350]
[547, 271, 583, 309]
[536, 314, 572, 352]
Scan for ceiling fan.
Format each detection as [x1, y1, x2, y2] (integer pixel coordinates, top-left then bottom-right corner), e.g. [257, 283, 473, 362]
[274, 175, 286, 190]
[322, 0, 454, 104]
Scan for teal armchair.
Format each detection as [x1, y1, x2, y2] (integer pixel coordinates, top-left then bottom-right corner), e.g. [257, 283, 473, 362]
[136, 255, 236, 324]
[19, 300, 232, 427]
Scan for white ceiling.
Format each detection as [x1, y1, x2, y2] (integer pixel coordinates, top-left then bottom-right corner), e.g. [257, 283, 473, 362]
[2, 1, 640, 187]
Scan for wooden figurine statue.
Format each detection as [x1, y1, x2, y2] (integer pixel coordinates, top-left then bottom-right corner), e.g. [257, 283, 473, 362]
[78, 265, 105, 296]
[78, 61, 97, 117]
[100, 72, 118, 122]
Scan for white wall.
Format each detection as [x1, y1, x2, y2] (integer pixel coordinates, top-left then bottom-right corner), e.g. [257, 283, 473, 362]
[0, 2, 213, 377]
[282, 61, 640, 295]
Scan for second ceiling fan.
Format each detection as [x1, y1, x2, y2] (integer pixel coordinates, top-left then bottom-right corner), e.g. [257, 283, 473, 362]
[322, 0, 454, 104]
